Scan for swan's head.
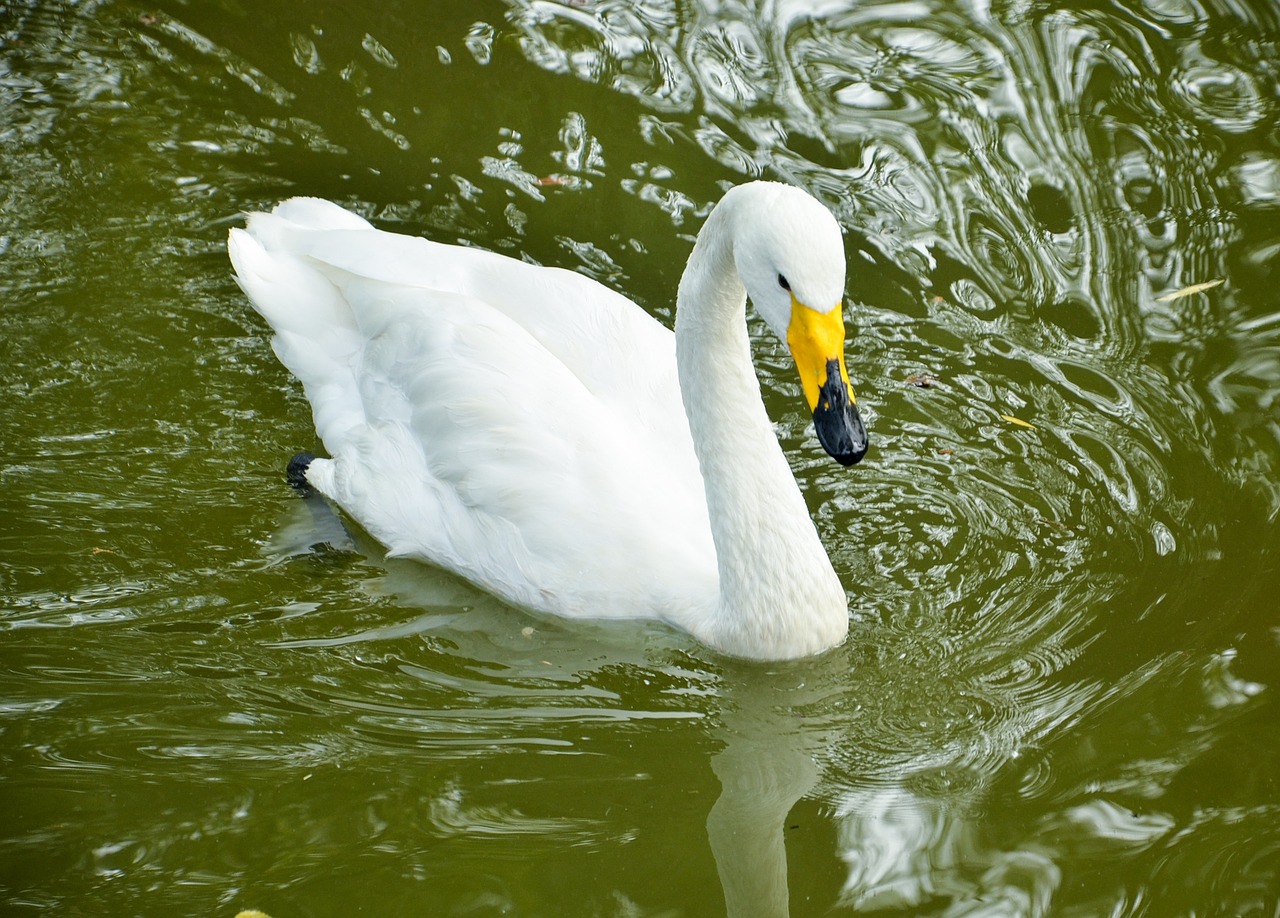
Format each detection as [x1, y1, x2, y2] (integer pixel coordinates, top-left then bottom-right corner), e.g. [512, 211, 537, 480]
[728, 182, 868, 466]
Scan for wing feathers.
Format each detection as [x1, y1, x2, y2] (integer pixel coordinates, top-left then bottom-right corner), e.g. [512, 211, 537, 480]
[231, 197, 717, 621]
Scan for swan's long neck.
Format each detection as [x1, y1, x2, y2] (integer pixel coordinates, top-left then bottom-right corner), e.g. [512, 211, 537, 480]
[674, 201, 848, 660]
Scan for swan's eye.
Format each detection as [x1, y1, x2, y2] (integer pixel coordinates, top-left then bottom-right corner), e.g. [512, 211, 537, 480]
[777, 274, 791, 291]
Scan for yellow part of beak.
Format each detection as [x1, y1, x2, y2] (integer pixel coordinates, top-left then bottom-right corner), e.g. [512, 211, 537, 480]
[785, 296, 855, 411]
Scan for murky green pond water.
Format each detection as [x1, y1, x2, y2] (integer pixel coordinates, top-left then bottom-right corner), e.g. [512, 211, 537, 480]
[3, 1, 1278, 915]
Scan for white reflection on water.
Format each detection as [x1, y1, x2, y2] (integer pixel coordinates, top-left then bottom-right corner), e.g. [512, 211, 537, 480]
[835, 785, 1063, 915]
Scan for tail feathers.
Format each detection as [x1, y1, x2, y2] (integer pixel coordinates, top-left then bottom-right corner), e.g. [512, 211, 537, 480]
[230, 218, 368, 448]
[228, 226, 358, 340]
[256, 197, 373, 235]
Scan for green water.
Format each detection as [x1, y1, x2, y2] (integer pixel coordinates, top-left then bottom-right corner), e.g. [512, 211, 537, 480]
[2, 1, 1278, 915]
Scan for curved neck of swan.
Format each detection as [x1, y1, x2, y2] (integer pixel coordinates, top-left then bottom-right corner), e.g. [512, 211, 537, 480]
[674, 199, 847, 660]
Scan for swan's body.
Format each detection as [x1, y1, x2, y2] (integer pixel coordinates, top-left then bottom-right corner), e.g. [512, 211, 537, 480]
[229, 182, 867, 660]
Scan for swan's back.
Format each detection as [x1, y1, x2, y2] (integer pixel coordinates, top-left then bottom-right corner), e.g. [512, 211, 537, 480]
[230, 198, 717, 621]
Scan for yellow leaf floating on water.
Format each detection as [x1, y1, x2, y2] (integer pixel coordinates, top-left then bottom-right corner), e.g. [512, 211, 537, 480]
[236, 911, 272, 918]
[1001, 414, 1037, 429]
[1155, 279, 1224, 302]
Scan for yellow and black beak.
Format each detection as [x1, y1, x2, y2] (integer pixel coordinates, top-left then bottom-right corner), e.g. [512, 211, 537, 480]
[786, 297, 868, 466]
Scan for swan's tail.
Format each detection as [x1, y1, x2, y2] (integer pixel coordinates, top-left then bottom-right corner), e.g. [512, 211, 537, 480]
[228, 198, 374, 452]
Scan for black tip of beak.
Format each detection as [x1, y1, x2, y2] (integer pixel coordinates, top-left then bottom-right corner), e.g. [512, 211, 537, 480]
[813, 362, 868, 466]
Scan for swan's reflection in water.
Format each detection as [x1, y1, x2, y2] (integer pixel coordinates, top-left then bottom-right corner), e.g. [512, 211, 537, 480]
[707, 663, 1065, 918]
[708, 671, 821, 918]
[705, 646, 1265, 918]
[703, 578, 1150, 918]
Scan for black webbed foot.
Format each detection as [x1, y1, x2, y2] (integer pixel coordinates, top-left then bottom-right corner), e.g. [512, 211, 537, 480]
[286, 452, 317, 496]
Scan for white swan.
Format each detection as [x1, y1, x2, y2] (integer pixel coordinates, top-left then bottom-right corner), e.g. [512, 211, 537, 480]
[228, 181, 867, 660]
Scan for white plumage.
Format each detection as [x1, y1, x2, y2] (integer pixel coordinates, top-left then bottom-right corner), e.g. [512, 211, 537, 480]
[229, 181, 867, 660]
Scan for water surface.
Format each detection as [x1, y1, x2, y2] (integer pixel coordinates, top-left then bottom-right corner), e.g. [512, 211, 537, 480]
[2, 1, 1278, 915]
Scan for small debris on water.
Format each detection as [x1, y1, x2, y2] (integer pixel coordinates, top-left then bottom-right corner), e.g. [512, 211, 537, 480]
[1035, 516, 1074, 534]
[905, 373, 940, 388]
[1155, 279, 1223, 302]
[1001, 414, 1036, 429]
